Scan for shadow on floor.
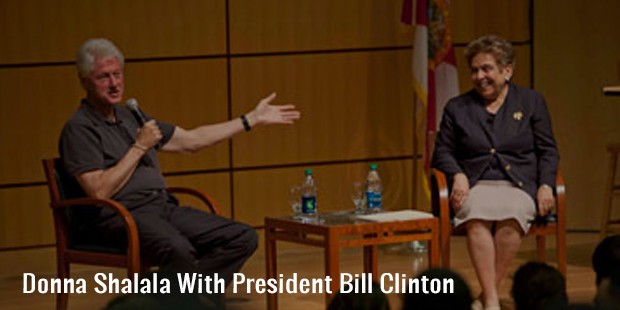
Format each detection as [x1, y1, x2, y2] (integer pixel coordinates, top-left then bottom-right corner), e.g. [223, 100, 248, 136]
[517, 240, 598, 268]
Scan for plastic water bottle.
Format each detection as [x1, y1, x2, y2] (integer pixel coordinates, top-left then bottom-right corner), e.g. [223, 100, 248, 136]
[301, 169, 318, 218]
[365, 164, 383, 213]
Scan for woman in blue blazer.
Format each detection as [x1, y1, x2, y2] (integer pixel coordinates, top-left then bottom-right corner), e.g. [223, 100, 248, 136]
[432, 35, 559, 310]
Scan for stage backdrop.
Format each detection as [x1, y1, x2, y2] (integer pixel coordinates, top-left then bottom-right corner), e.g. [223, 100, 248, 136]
[2, 0, 619, 277]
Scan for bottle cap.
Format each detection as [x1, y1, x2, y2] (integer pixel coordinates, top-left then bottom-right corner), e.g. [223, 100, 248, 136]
[304, 169, 313, 175]
[369, 164, 378, 170]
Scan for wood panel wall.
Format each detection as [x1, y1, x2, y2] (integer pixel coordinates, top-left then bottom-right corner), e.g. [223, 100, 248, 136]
[534, 0, 620, 231]
[0, 0, 534, 276]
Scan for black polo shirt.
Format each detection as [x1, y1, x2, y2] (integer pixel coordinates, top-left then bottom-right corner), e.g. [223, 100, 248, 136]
[59, 100, 175, 212]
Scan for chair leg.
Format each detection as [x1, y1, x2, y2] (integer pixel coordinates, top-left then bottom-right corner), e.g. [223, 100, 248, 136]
[441, 229, 451, 268]
[57, 259, 69, 310]
[536, 235, 546, 262]
[128, 262, 141, 278]
[127, 253, 142, 277]
[219, 293, 227, 309]
[556, 222, 568, 276]
[601, 150, 618, 240]
[140, 264, 151, 274]
[557, 232, 567, 276]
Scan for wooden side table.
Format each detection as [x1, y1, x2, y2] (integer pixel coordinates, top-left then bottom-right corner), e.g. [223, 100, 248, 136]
[264, 211, 439, 309]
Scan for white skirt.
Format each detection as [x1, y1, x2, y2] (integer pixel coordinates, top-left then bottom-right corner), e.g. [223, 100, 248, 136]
[454, 180, 536, 233]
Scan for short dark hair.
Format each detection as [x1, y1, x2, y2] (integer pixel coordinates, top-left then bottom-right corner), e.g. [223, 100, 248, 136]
[594, 268, 620, 308]
[328, 281, 390, 310]
[592, 235, 620, 285]
[465, 34, 515, 69]
[511, 262, 567, 310]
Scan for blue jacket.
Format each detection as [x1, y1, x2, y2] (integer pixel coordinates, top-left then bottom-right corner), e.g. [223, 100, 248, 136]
[431, 83, 559, 200]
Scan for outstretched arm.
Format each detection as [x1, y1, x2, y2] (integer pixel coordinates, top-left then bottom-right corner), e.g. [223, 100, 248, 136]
[161, 92, 300, 153]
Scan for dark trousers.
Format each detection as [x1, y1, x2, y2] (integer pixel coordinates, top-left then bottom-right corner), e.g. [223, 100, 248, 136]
[90, 193, 258, 285]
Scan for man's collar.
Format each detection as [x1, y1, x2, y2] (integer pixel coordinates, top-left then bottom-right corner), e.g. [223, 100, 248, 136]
[81, 99, 122, 125]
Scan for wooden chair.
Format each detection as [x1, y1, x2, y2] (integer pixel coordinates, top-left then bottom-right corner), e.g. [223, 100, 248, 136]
[42, 158, 222, 310]
[601, 144, 620, 239]
[430, 168, 567, 275]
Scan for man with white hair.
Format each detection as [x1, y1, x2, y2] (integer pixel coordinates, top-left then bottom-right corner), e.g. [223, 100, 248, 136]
[59, 38, 300, 291]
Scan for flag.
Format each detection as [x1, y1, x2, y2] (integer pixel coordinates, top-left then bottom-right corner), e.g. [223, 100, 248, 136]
[404, 0, 459, 199]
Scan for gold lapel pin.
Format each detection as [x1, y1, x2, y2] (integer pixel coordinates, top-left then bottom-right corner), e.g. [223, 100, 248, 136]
[513, 111, 523, 120]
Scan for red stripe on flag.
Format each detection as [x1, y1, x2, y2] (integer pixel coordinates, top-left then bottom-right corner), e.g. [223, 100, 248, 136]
[444, 46, 457, 66]
[401, 0, 413, 25]
[412, 0, 459, 196]
[416, 0, 428, 26]
[427, 68, 437, 136]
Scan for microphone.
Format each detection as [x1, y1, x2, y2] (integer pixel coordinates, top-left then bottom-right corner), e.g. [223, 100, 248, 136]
[126, 98, 162, 152]
[126, 98, 146, 126]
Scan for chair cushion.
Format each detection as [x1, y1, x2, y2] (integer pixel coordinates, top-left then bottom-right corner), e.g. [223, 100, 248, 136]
[69, 242, 126, 254]
[68, 229, 128, 255]
[532, 213, 557, 224]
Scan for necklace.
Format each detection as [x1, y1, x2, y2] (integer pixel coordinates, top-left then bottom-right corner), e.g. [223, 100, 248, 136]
[485, 86, 508, 114]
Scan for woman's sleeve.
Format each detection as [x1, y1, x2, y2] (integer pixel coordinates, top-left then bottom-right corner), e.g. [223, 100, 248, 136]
[431, 102, 463, 176]
[532, 94, 559, 187]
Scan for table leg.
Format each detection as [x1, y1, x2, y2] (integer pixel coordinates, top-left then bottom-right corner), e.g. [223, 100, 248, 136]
[429, 220, 440, 267]
[363, 243, 378, 282]
[265, 227, 278, 310]
[325, 232, 339, 305]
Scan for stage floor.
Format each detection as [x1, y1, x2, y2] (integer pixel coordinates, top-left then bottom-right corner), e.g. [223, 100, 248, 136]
[0, 232, 599, 309]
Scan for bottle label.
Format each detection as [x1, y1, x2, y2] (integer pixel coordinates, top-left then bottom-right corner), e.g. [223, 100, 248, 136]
[366, 191, 382, 209]
[301, 196, 317, 214]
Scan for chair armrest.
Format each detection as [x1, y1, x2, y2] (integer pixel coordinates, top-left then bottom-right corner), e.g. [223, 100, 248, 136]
[554, 169, 566, 227]
[167, 187, 222, 215]
[430, 169, 450, 217]
[53, 197, 133, 220]
[431, 167, 566, 233]
[52, 197, 140, 258]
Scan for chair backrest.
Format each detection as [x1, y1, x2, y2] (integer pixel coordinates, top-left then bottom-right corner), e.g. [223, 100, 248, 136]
[427, 131, 445, 217]
[42, 158, 98, 249]
[42, 158, 86, 205]
[427, 130, 437, 161]
[430, 169, 450, 217]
